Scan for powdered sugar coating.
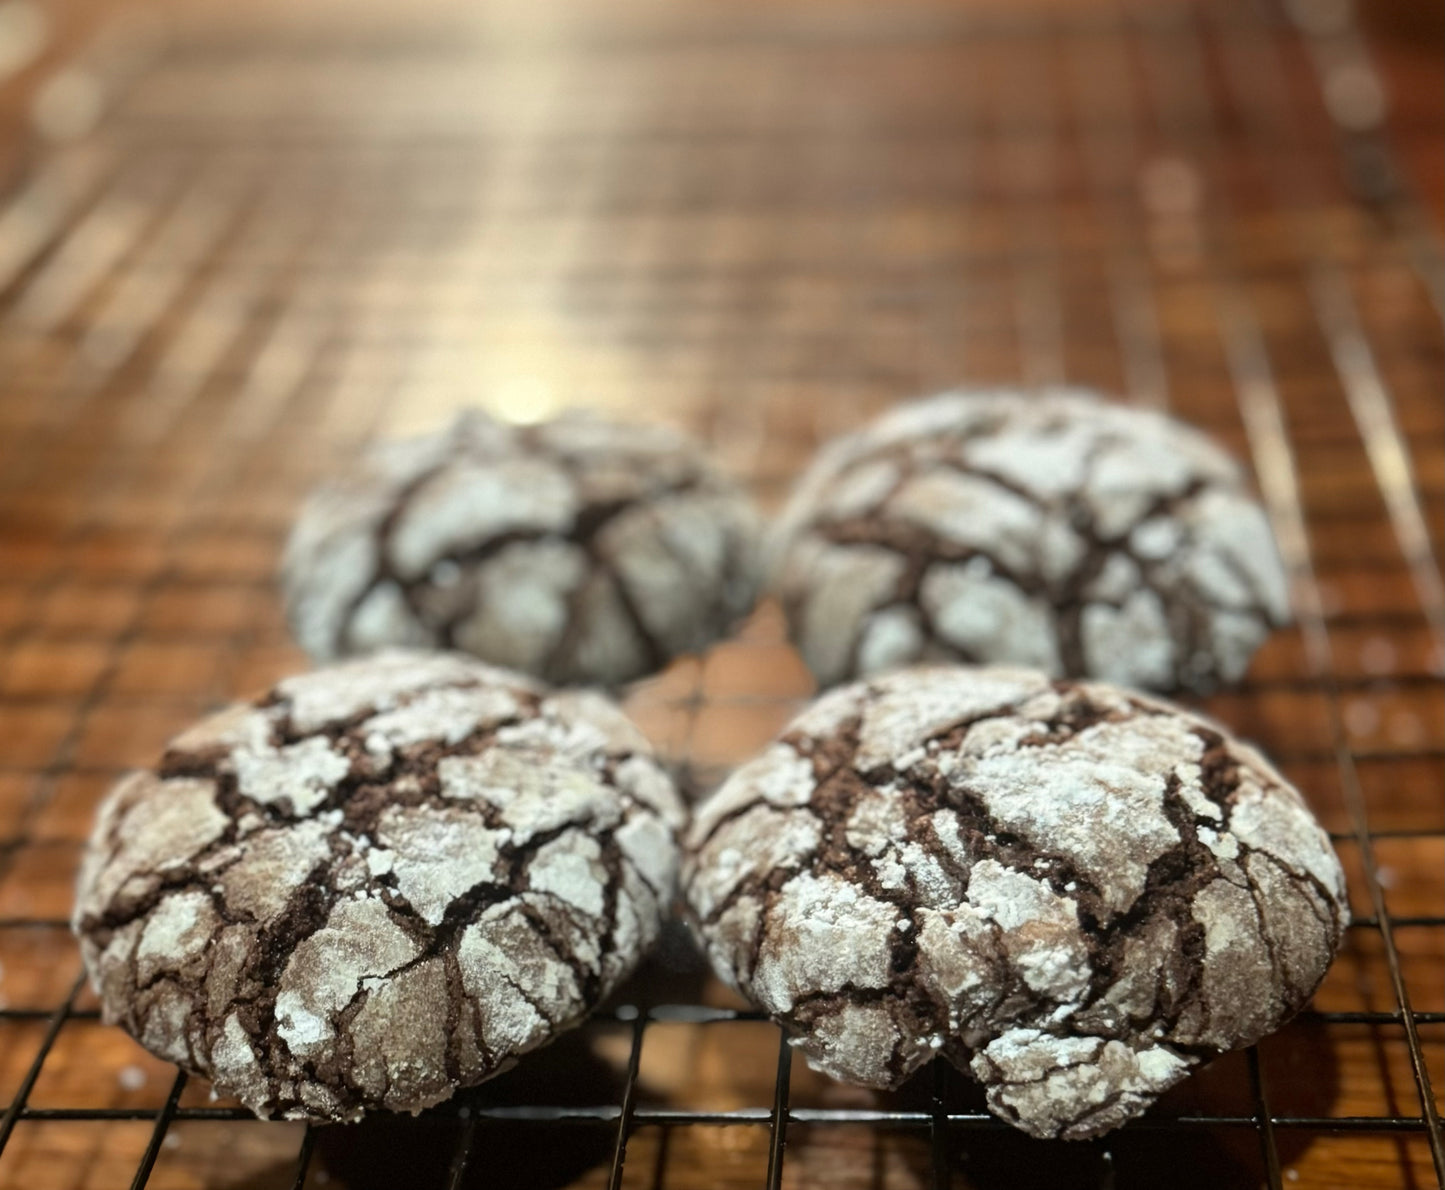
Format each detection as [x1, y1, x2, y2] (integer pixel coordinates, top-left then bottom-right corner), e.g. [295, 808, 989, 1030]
[73, 650, 685, 1123]
[282, 409, 762, 687]
[683, 665, 1347, 1139]
[772, 389, 1291, 693]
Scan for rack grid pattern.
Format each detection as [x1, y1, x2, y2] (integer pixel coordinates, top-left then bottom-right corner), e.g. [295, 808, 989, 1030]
[0, 0, 1439, 1187]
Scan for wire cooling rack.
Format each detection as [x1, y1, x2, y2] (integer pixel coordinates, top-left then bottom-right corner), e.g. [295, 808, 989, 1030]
[0, 0, 1439, 1187]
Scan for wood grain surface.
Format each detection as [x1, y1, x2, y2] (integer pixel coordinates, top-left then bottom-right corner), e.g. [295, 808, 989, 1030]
[0, 1, 1439, 1187]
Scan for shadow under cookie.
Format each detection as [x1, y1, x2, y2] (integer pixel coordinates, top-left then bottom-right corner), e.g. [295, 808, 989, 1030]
[312, 1028, 627, 1190]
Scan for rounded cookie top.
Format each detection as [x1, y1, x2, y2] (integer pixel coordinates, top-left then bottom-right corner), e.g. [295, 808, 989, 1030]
[282, 408, 763, 687]
[771, 388, 1291, 693]
[73, 650, 685, 1123]
[683, 665, 1347, 1139]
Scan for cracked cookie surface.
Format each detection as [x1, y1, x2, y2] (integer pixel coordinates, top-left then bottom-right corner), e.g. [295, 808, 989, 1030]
[282, 408, 762, 687]
[772, 389, 1291, 693]
[682, 665, 1347, 1139]
[73, 650, 686, 1122]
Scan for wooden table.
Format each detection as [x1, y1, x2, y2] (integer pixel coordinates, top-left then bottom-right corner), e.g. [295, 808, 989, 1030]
[0, 1, 1439, 1187]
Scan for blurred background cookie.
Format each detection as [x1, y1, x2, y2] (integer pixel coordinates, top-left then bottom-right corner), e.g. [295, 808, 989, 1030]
[772, 390, 1291, 694]
[283, 409, 762, 687]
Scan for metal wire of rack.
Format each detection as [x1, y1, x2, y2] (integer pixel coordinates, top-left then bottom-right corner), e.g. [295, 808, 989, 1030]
[0, 0, 1439, 1187]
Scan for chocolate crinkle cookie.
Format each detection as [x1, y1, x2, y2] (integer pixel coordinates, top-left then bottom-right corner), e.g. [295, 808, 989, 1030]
[772, 388, 1291, 693]
[72, 650, 685, 1122]
[282, 408, 762, 687]
[683, 666, 1347, 1140]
